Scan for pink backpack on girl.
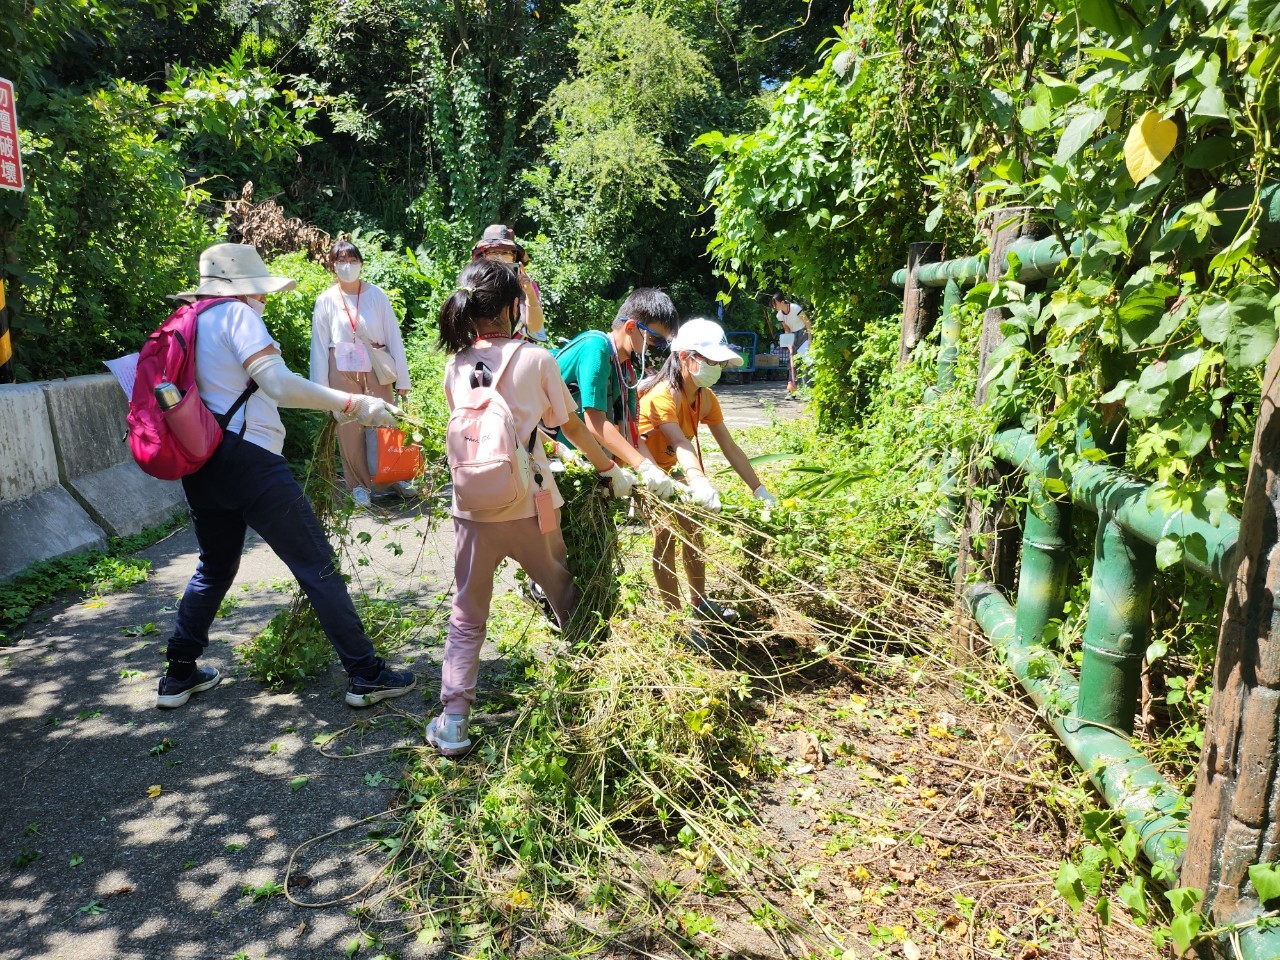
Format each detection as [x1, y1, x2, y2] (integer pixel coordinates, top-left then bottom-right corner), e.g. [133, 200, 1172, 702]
[127, 298, 257, 480]
[446, 342, 535, 511]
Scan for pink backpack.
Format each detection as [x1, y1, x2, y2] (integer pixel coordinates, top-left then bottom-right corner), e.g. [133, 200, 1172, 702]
[446, 342, 536, 511]
[127, 298, 258, 480]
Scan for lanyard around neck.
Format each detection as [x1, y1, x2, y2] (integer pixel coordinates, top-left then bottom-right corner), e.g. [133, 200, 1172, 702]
[605, 335, 639, 446]
[691, 388, 705, 475]
[340, 283, 362, 335]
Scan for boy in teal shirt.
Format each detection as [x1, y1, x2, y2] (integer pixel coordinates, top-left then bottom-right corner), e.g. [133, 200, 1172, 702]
[555, 288, 679, 497]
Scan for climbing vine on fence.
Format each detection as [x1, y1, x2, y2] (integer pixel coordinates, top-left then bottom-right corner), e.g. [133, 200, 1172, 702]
[701, 2, 1280, 524]
[699, 0, 1280, 837]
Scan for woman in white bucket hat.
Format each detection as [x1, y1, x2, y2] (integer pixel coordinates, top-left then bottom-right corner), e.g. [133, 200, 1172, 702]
[636, 317, 776, 632]
[157, 243, 417, 710]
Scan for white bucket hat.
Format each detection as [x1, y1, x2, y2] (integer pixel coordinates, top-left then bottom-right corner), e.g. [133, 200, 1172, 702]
[175, 243, 298, 299]
[669, 317, 745, 368]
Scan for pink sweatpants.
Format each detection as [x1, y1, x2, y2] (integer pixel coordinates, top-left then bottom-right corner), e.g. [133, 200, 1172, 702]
[441, 514, 579, 716]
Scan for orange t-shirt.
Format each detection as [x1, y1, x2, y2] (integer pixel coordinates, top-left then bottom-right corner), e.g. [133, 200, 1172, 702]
[637, 382, 724, 472]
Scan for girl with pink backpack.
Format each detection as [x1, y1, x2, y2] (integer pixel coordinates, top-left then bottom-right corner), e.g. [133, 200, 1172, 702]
[429, 259, 634, 757]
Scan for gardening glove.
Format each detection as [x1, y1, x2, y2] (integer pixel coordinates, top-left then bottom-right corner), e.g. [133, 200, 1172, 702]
[345, 395, 403, 429]
[550, 440, 588, 468]
[637, 459, 677, 500]
[598, 462, 636, 500]
[686, 474, 721, 513]
[753, 485, 778, 505]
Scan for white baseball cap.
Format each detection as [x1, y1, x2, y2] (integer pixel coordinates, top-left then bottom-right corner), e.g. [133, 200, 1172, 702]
[669, 317, 744, 368]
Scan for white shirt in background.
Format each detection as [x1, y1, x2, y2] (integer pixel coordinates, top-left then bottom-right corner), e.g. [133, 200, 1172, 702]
[777, 303, 807, 333]
[310, 282, 411, 390]
[194, 300, 287, 455]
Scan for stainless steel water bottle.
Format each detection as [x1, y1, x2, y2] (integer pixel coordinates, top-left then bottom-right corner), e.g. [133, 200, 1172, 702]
[154, 381, 183, 411]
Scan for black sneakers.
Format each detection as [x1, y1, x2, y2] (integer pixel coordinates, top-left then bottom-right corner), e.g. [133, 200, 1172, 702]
[155, 666, 222, 709]
[345, 667, 417, 708]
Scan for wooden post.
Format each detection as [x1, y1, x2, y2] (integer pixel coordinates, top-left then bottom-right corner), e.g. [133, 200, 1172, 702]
[898, 241, 944, 369]
[954, 209, 1047, 609]
[1181, 339, 1280, 938]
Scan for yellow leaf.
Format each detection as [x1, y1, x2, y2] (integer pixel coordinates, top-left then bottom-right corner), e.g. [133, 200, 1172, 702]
[147, 784, 162, 799]
[510, 890, 532, 908]
[1125, 111, 1177, 183]
[850, 865, 871, 882]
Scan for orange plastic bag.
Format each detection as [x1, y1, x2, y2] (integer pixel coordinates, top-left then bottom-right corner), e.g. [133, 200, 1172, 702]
[365, 427, 425, 485]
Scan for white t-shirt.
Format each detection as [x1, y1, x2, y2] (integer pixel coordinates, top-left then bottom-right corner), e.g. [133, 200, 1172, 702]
[777, 303, 807, 333]
[194, 300, 287, 455]
[310, 283, 410, 390]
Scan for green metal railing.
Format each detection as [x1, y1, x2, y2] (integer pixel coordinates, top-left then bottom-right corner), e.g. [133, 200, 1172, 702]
[893, 206, 1280, 958]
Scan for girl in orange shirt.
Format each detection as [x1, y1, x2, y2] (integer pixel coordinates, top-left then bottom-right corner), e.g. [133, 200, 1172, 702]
[637, 318, 776, 625]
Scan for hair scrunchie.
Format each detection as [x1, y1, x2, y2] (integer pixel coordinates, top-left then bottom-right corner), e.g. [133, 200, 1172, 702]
[457, 285, 475, 297]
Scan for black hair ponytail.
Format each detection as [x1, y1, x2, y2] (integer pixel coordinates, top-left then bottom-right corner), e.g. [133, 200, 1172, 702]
[436, 258, 524, 354]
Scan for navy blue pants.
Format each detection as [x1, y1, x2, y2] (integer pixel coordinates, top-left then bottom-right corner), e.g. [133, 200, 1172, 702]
[166, 434, 379, 678]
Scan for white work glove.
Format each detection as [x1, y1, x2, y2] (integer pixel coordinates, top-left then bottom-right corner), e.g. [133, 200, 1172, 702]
[753, 484, 778, 505]
[598, 462, 636, 500]
[637, 459, 677, 500]
[550, 440, 588, 467]
[343, 395, 403, 428]
[686, 474, 721, 512]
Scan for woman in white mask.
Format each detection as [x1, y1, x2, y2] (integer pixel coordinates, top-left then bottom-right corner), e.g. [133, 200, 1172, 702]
[637, 317, 775, 628]
[310, 239, 413, 506]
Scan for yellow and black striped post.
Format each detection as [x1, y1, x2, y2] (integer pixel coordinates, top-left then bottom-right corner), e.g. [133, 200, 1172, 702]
[0, 278, 11, 383]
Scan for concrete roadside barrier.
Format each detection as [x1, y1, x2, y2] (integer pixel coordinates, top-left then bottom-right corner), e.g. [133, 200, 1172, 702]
[0, 382, 107, 580]
[41, 375, 186, 539]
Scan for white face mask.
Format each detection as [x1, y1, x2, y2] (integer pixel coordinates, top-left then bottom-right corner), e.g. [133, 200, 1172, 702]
[690, 359, 722, 389]
[335, 261, 362, 284]
[244, 296, 266, 317]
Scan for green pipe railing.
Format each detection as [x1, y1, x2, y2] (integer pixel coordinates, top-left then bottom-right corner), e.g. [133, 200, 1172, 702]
[967, 583, 1187, 877]
[1076, 517, 1156, 735]
[892, 181, 1280, 289]
[992, 427, 1240, 584]
[896, 200, 1280, 957]
[1012, 477, 1072, 650]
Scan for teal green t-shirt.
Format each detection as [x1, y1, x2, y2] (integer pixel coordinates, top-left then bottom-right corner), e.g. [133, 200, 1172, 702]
[553, 330, 637, 443]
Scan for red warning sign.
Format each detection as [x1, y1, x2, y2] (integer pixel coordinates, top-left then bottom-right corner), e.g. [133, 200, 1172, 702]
[0, 79, 24, 193]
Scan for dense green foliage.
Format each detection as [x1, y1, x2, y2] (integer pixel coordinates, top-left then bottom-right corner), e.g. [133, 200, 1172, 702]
[1, 0, 848, 379]
[702, 2, 1280, 502]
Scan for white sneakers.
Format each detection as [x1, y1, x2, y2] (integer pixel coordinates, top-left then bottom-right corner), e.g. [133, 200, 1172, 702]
[426, 714, 472, 757]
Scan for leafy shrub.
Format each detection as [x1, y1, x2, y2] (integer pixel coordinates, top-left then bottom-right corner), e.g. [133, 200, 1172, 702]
[9, 82, 216, 380]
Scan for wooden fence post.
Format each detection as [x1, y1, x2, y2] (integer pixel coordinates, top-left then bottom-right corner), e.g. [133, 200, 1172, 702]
[898, 241, 944, 369]
[954, 208, 1047, 617]
[1181, 339, 1280, 945]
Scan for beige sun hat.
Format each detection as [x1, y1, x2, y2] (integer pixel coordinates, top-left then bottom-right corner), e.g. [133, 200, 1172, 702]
[174, 243, 298, 299]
